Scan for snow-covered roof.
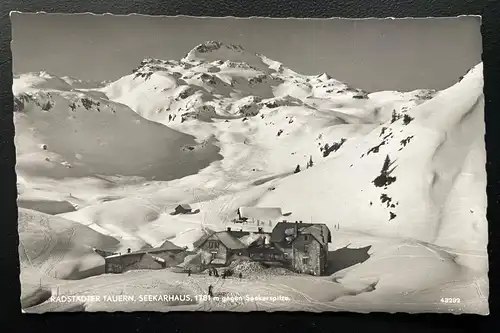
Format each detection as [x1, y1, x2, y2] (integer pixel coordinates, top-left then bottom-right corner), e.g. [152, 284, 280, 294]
[196, 231, 247, 250]
[238, 207, 283, 221]
[301, 224, 331, 244]
[158, 239, 183, 251]
[270, 222, 331, 244]
[93, 248, 118, 258]
[105, 242, 184, 259]
[214, 231, 247, 250]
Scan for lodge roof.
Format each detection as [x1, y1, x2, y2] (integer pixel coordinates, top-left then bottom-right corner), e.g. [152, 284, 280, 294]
[158, 239, 183, 251]
[270, 222, 331, 245]
[195, 231, 247, 250]
[105, 241, 184, 259]
[238, 206, 283, 221]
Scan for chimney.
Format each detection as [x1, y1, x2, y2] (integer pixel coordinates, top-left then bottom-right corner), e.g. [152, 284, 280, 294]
[294, 221, 298, 237]
[227, 227, 231, 232]
[258, 227, 263, 233]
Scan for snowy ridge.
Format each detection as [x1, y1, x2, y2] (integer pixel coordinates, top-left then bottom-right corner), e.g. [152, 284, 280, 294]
[101, 41, 435, 128]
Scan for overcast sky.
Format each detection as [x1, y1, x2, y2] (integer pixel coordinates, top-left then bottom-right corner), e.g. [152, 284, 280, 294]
[10, 13, 481, 92]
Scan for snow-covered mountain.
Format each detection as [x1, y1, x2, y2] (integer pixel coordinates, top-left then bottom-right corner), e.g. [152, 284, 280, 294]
[104, 41, 435, 126]
[14, 41, 487, 314]
[13, 71, 221, 181]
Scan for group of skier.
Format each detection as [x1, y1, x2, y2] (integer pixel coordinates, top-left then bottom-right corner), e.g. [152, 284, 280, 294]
[206, 267, 243, 298]
[186, 261, 243, 298]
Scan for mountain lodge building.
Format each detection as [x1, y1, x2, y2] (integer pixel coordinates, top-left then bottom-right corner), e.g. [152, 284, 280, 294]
[195, 230, 248, 266]
[195, 221, 332, 275]
[271, 221, 332, 275]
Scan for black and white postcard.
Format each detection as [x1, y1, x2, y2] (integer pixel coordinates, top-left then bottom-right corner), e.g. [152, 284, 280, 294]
[11, 13, 487, 314]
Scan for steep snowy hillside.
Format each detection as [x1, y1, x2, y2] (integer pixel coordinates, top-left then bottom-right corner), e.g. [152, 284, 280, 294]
[256, 63, 485, 244]
[18, 208, 120, 280]
[14, 72, 221, 181]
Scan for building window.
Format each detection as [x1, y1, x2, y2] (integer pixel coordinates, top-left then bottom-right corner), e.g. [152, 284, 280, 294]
[302, 258, 309, 265]
[304, 245, 309, 253]
[208, 241, 218, 249]
[304, 235, 309, 241]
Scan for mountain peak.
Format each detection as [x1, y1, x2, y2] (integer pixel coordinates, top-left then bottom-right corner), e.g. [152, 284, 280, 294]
[192, 40, 245, 54]
[183, 41, 271, 72]
[183, 41, 247, 61]
[13, 71, 73, 93]
[316, 73, 332, 81]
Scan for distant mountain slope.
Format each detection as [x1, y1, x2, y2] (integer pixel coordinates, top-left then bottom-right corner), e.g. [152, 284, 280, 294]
[98, 41, 441, 182]
[101, 41, 436, 126]
[13, 72, 222, 181]
[61, 75, 110, 89]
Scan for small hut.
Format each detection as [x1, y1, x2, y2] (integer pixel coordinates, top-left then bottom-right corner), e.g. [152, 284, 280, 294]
[171, 204, 193, 215]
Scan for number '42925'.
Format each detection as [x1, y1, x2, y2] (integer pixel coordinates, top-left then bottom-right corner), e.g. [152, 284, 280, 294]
[440, 297, 460, 304]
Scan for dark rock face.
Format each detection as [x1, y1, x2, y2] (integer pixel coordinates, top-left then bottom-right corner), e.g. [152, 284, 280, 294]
[322, 138, 347, 157]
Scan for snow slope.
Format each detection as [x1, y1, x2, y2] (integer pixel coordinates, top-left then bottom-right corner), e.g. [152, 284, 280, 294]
[18, 208, 120, 280]
[23, 229, 488, 314]
[256, 63, 485, 244]
[14, 72, 221, 182]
